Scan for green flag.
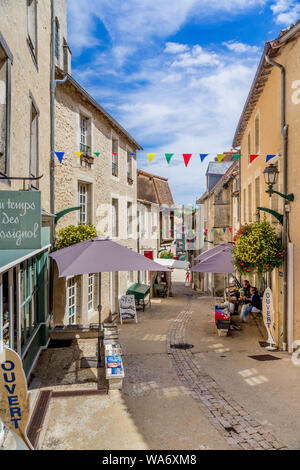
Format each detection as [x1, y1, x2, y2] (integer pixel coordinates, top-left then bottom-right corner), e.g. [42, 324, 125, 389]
[165, 153, 174, 164]
[233, 154, 241, 162]
[94, 152, 100, 158]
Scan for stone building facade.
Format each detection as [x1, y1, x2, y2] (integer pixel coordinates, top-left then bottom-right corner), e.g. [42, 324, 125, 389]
[53, 74, 142, 325]
[195, 157, 240, 295]
[232, 21, 300, 351]
[0, 0, 68, 443]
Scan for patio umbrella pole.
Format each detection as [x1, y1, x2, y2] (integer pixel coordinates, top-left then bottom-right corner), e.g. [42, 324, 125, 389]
[97, 272, 102, 368]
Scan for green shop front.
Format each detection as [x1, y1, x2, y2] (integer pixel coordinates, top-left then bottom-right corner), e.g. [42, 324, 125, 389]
[0, 192, 52, 378]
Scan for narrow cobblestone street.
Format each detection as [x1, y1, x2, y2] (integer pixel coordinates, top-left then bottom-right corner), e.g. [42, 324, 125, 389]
[35, 279, 300, 450]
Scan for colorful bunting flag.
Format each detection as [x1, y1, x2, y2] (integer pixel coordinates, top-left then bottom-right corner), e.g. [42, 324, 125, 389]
[205, 229, 208, 235]
[217, 154, 225, 163]
[55, 152, 64, 164]
[74, 152, 83, 159]
[94, 152, 100, 158]
[148, 153, 155, 163]
[250, 154, 259, 163]
[229, 227, 233, 233]
[211, 228, 214, 233]
[266, 154, 276, 162]
[233, 154, 241, 162]
[217, 228, 220, 233]
[165, 153, 174, 164]
[223, 228, 226, 233]
[200, 154, 209, 162]
[183, 154, 192, 167]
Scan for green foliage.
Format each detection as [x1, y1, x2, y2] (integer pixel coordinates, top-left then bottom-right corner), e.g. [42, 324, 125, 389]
[159, 251, 174, 259]
[233, 221, 285, 275]
[55, 224, 97, 250]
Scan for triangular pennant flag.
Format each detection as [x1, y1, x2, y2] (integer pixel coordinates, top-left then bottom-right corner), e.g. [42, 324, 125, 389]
[205, 229, 208, 235]
[217, 154, 225, 163]
[148, 153, 155, 163]
[165, 153, 174, 164]
[266, 154, 276, 162]
[250, 154, 259, 163]
[211, 228, 214, 233]
[233, 154, 241, 162]
[112, 152, 118, 156]
[129, 153, 135, 156]
[217, 228, 220, 233]
[94, 152, 100, 158]
[200, 154, 209, 162]
[229, 227, 233, 233]
[183, 154, 192, 167]
[223, 228, 226, 233]
[55, 152, 64, 164]
[74, 152, 83, 159]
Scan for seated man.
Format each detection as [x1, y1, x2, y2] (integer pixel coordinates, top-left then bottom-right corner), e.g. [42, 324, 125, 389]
[240, 280, 251, 301]
[240, 286, 262, 322]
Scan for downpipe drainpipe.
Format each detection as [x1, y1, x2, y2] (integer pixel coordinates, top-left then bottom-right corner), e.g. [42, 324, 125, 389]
[265, 54, 288, 351]
[50, 0, 67, 317]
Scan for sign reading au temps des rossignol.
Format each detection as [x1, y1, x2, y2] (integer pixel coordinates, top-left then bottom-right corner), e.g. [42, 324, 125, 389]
[0, 191, 41, 250]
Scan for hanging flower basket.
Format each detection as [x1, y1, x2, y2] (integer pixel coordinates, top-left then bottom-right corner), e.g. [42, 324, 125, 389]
[233, 221, 285, 275]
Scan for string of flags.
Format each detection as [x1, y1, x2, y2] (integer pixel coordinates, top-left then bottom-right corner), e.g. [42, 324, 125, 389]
[145, 153, 277, 166]
[54, 152, 136, 164]
[54, 151, 277, 165]
[160, 228, 233, 234]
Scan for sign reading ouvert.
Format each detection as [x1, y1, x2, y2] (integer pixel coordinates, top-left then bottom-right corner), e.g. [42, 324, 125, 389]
[0, 191, 41, 249]
[0, 347, 33, 449]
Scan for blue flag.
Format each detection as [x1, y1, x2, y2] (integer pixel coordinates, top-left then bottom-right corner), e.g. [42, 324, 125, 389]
[55, 152, 64, 164]
[200, 154, 209, 162]
[266, 154, 276, 162]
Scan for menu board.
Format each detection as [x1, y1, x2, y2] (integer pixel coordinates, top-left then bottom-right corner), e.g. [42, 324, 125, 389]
[118, 295, 137, 324]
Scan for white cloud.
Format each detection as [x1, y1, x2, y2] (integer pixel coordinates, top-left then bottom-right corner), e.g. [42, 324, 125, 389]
[67, 0, 267, 204]
[165, 42, 189, 54]
[270, 0, 300, 25]
[171, 45, 220, 68]
[223, 41, 260, 54]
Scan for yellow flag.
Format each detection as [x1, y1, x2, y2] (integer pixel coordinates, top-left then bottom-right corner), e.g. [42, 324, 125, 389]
[217, 154, 225, 163]
[148, 153, 155, 163]
[74, 152, 83, 158]
[217, 228, 220, 233]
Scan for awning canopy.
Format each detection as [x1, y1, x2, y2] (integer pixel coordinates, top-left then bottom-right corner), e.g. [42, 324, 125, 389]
[195, 243, 233, 261]
[191, 245, 234, 274]
[50, 236, 170, 277]
[154, 258, 190, 270]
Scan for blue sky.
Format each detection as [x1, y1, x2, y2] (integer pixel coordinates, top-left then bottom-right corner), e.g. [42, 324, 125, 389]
[67, 0, 300, 204]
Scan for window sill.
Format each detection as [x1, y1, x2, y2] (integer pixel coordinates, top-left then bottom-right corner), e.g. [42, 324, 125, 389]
[111, 175, 120, 182]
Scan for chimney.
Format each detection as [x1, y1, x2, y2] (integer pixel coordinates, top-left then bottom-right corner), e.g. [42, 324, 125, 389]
[63, 39, 72, 75]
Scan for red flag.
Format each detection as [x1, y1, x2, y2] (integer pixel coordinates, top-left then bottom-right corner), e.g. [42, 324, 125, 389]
[250, 154, 259, 163]
[229, 227, 233, 233]
[183, 154, 192, 167]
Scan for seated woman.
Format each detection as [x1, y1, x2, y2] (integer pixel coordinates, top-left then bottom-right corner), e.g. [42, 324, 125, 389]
[240, 286, 262, 322]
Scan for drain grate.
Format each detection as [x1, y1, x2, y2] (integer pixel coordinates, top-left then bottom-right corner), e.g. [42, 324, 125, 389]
[48, 339, 73, 349]
[170, 343, 194, 350]
[249, 354, 281, 361]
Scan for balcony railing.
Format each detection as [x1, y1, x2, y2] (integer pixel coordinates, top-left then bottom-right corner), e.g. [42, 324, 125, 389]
[80, 143, 91, 155]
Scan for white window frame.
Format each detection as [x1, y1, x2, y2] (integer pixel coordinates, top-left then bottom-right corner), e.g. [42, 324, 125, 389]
[112, 136, 119, 178]
[66, 277, 76, 325]
[78, 182, 89, 225]
[127, 201, 133, 237]
[111, 197, 119, 238]
[88, 274, 94, 312]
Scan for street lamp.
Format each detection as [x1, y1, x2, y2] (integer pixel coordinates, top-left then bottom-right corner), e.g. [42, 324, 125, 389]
[263, 163, 294, 201]
[257, 163, 295, 225]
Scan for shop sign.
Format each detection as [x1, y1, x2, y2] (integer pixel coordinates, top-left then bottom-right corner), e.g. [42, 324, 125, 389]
[0, 347, 33, 449]
[118, 295, 137, 323]
[0, 191, 41, 249]
[262, 287, 276, 347]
